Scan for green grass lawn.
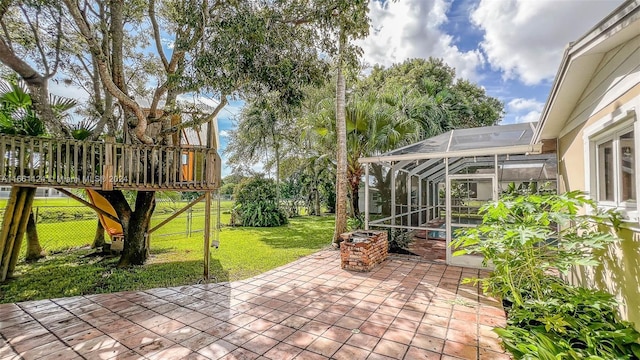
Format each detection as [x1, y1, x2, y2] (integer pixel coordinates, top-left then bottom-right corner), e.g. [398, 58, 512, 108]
[0, 215, 335, 303]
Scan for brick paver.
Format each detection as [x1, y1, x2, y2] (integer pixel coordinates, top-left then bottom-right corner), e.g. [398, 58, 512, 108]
[0, 251, 508, 359]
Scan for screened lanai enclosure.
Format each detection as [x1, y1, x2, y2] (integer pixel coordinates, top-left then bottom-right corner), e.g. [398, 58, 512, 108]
[359, 122, 557, 268]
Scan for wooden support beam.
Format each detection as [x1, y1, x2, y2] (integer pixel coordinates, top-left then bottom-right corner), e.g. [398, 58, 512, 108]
[55, 188, 120, 224]
[148, 194, 205, 234]
[1, 187, 28, 280]
[0, 187, 18, 256]
[8, 188, 36, 277]
[103, 137, 114, 190]
[204, 191, 211, 280]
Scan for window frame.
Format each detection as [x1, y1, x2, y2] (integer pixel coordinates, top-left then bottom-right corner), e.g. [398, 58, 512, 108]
[585, 112, 639, 221]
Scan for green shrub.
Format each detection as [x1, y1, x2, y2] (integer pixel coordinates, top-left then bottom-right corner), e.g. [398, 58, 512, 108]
[347, 214, 364, 231]
[233, 176, 287, 227]
[453, 191, 640, 359]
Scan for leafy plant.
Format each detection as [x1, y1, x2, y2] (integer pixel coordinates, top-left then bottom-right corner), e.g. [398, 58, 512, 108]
[0, 78, 76, 136]
[497, 284, 640, 359]
[347, 214, 364, 231]
[69, 118, 97, 140]
[388, 228, 413, 251]
[233, 176, 287, 227]
[453, 191, 640, 359]
[452, 190, 620, 307]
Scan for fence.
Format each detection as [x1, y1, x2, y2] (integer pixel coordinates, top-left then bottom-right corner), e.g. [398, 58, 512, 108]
[5, 197, 225, 254]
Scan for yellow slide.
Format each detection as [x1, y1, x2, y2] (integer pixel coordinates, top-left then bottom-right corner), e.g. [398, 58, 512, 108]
[86, 189, 123, 237]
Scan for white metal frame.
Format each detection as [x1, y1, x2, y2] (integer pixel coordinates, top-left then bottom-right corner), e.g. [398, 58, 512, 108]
[446, 168, 497, 268]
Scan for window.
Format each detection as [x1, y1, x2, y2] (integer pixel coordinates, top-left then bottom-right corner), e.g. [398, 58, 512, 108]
[594, 127, 636, 209]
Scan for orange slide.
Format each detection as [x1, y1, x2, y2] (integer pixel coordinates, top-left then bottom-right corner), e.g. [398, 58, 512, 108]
[86, 189, 124, 250]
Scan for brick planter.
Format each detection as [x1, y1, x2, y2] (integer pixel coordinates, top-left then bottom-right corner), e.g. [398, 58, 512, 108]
[340, 230, 388, 272]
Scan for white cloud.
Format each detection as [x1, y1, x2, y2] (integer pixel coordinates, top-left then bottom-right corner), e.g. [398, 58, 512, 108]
[471, 0, 623, 85]
[508, 98, 544, 112]
[219, 130, 230, 137]
[358, 0, 485, 80]
[507, 97, 544, 123]
[515, 110, 541, 123]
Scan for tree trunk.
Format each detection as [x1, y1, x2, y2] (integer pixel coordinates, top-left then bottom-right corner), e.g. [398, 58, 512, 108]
[333, 46, 348, 245]
[92, 220, 106, 249]
[351, 184, 360, 219]
[119, 191, 155, 267]
[275, 141, 280, 203]
[314, 188, 321, 216]
[25, 212, 45, 262]
[371, 164, 392, 216]
[348, 167, 362, 218]
[97, 190, 155, 266]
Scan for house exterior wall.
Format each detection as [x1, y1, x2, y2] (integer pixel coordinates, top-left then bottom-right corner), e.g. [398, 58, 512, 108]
[556, 36, 640, 328]
[358, 187, 382, 214]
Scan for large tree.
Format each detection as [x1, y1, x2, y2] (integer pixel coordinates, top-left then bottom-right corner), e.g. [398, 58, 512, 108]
[1, 0, 333, 266]
[301, 1, 370, 245]
[359, 58, 504, 135]
[309, 90, 422, 217]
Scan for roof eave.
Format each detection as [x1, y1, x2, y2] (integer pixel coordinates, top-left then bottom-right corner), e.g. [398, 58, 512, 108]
[532, 0, 640, 143]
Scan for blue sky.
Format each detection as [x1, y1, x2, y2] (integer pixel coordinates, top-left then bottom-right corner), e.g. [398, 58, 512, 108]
[356, 0, 624, 125]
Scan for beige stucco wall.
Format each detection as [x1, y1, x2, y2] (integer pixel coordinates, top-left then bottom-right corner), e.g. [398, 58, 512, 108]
[557, 83, 640, 329]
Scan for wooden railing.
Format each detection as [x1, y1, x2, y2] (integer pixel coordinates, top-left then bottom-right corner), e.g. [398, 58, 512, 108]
[0, 134, 221, 191]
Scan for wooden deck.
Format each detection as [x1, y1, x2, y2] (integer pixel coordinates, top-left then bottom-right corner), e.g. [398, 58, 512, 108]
[0, 134, 220, 191]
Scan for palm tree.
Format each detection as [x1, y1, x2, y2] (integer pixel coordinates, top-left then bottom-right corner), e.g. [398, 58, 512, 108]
[314, 90, 423, 218]
[226, 96, 301, 202]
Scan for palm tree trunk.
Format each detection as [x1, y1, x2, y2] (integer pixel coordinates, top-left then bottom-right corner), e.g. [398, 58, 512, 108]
[333, 43, 348, 245]
[314, 186, 321, 216]
[275, 141, 280, 204]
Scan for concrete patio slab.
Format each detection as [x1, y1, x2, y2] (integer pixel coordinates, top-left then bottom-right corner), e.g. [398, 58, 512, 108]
[0, 250, 509, 359]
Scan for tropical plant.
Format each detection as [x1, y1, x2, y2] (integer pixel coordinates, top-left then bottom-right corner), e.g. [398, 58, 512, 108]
[453, 191, 640, 359]
[233, 176, 287, 227]
[0, 78, 77, 263]
[69, 119, 97, 140]
[496, 282, 640, 359]
[312, 92, 422, 217]
[452, 190, 620, 307]
[0, 79, 76, 136]
[388, 228, 413, 251]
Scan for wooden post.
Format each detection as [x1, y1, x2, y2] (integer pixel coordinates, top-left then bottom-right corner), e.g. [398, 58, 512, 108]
[8, 188, 36, 277]
[1, 187, 31, 280]
[0, 187, 18, 256]
[103, 136, 114, 190]
[1, 188, 28, 276]
[204, 191, 211, 280]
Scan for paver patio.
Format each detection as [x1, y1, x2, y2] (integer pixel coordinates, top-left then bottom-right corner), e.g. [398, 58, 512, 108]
[0, 250, 509, 360]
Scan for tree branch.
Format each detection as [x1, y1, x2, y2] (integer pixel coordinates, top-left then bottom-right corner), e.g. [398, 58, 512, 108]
[19, 4, 50, 76]
[0, 36, 67, 136]
[160, 97, 228, 135]
[48, 5, 64, 78]
[63, 0, 153, 144]
[148, 0, 168, 70]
